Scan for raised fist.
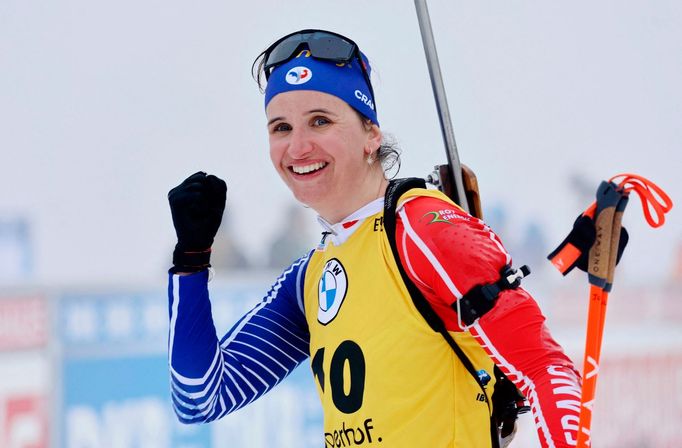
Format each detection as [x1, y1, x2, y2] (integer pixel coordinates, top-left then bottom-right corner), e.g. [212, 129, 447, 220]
[168, 171, 227, 272]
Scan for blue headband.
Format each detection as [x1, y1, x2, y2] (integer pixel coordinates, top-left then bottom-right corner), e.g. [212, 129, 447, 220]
[264, 49, 379, 126]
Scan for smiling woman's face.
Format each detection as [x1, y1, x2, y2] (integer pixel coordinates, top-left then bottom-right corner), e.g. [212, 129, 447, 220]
[266, 90, 383, 223]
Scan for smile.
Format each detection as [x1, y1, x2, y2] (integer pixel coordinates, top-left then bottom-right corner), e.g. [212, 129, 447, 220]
[290, 162, 328, 175]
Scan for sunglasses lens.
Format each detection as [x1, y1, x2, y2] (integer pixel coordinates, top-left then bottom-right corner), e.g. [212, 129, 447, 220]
[265, 31, 357, 73]
[265, 34, 307, 69]
[307, 32, 355, 61]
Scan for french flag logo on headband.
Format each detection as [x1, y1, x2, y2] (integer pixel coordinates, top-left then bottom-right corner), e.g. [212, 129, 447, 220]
[286, 67, 313, 85]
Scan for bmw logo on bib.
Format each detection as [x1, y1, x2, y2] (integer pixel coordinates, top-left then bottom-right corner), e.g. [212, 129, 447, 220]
[318, 258, 348, 325]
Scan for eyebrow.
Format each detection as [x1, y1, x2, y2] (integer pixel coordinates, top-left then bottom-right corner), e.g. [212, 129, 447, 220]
[267, 108, 339, 126]
[308, 108, 337, 116]
[267, 116, 284, 126]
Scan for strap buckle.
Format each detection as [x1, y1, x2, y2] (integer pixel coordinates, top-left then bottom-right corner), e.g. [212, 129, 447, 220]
[456, 265, 531, 329]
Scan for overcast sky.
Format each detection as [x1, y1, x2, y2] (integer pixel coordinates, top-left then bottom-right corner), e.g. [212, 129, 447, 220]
[1, 0, 680, 287]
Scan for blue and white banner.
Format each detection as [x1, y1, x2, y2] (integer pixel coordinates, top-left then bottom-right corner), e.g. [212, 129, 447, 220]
[58, 278, 322, 448]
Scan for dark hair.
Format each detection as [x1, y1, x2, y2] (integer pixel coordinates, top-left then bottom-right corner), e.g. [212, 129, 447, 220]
[251, 50, 268, 92]
[355, 111, 401, 179]
[253, 48, 402, 178]
[377, 133, 402, 179]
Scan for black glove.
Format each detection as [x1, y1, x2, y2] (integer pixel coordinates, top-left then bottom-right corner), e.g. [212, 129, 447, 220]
[168, 171, 227, 273]
[548, 213, 629, 275]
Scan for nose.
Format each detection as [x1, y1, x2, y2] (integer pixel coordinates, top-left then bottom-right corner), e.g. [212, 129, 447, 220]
[287, 126, 315, 159]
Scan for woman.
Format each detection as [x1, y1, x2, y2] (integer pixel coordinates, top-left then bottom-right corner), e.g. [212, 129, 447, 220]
[167, 29, 581, 448]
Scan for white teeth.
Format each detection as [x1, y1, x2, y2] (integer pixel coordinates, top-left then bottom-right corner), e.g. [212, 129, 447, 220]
[292, 162, 327, 174]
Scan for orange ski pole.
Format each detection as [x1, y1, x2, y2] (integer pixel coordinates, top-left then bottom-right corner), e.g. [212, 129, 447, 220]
[576, 181, 624, 446]
[576, 189, 629, 446]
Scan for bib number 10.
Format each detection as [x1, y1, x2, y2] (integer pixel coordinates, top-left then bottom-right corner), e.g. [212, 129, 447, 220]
[311, 340, 366, 414]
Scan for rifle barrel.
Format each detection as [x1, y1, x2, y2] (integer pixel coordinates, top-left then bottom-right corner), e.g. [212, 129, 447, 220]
[414, 0, 469, 213]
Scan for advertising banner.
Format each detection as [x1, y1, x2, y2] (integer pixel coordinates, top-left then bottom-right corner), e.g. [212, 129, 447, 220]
[0, 295, 49, 448]
[58, 279, 322, 448]
[0, 295, 47, 351]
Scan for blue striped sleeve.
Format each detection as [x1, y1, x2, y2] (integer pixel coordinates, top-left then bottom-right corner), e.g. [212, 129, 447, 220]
[168, 253, 311, 423]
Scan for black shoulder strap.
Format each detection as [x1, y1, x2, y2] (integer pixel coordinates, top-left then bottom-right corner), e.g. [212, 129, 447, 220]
[383, 178, 500, 448]
[383, 178, 444, 333]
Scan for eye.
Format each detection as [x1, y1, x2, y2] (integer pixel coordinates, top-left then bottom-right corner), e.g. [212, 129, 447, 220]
[312, 116, 331, 127]
[271, 122, 292, 133]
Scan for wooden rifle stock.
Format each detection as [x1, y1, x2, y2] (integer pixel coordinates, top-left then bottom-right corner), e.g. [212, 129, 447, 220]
[437, 164, 483, 220]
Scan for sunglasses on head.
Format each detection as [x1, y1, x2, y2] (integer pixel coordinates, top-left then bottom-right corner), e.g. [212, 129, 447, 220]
[263, 29, 376, 112]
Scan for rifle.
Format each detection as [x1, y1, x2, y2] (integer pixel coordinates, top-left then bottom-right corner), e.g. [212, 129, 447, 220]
[413, 2, 529, 445]
[414, 0, 483, 219]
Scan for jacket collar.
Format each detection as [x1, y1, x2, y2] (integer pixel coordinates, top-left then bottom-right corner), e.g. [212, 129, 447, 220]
[316, 197, 383, 247]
